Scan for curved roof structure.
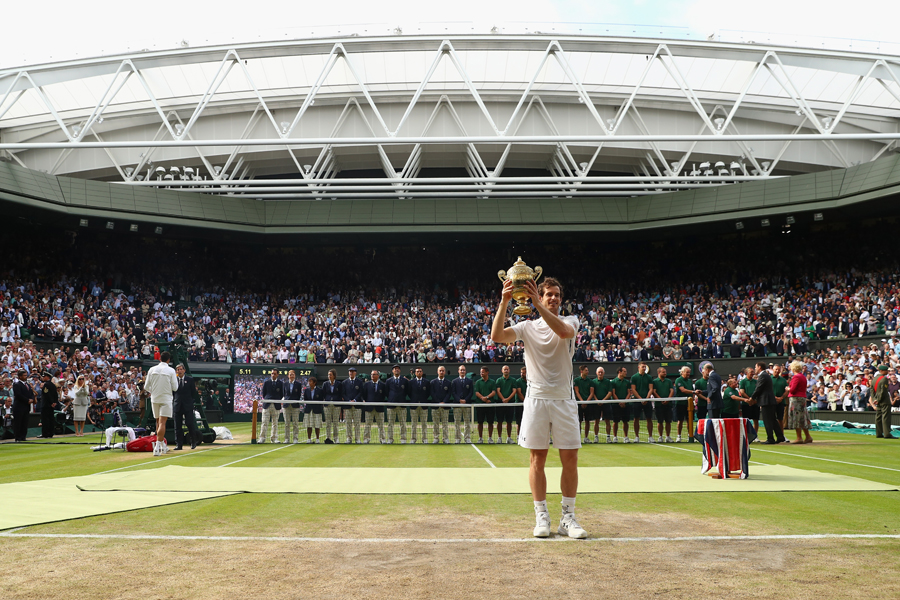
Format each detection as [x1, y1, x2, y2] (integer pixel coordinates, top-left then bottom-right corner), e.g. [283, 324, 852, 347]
[1, 34, 900, 202]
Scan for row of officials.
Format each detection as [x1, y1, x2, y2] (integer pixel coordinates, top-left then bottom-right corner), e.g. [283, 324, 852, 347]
[258, 364, 526, 444]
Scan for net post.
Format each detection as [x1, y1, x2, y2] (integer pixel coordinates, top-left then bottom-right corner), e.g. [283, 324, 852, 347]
[687, 396, 694, 443]
[251, 399, 258, 444]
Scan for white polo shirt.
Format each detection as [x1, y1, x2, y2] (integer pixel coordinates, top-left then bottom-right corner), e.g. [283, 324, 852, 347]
[144, 361, 177, 403]
[510, 315, 579, 401]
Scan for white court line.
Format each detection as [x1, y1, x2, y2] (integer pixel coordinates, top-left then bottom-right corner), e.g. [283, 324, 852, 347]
[471, 444, 497, 468]
[652, 442, 770, 466]
[2, 532, 898, 543]
[92, 445, 228, 476]
[749, 447, 900, 473]
[218, 443, 289, 467]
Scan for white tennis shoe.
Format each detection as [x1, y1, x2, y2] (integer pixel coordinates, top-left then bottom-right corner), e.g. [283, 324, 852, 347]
[623, 437, 630, 444]
[666, 436, 674, 443]
[558, 513, 588, 539]
[152, 442, 159, 456]
[676, 435, 682, 442]
[533, 512, 551, 538]
[606, 435, 611, 443]
[477, 437, 484, 444]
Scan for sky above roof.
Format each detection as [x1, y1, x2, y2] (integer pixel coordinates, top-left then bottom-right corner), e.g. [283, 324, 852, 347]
[3, 0, 898, 69]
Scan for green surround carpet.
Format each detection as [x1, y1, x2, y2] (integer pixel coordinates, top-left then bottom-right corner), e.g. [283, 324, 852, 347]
[2, 466, 893, 531]
[0, 477, 235, 531]
[77, 465, 895, 494]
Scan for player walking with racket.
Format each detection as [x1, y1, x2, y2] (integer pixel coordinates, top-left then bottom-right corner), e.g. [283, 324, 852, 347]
[491, 276, 588, 539]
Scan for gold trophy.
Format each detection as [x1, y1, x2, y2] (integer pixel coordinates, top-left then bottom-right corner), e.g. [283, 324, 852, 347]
[498, 256, 543, 316]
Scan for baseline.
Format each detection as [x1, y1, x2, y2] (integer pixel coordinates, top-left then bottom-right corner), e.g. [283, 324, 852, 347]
[3, 532, 899, 543]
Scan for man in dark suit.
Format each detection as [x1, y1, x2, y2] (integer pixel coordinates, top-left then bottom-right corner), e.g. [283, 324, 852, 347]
[39, 371, 59, 438]
[302, 375, 323, 443]
[260, 369, 283, 444]
[362, 370, 387, 444]
[750, 362, 787, 444]
[173, 364, 201, 450]
[283, 370, 304, 444]
[12, 369, 35, 442]
[702, 363, 724, 419]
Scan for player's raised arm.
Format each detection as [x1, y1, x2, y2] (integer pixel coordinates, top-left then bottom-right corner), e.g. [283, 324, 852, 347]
[490, 279, 518, 344]
[523, 279, 574, 339]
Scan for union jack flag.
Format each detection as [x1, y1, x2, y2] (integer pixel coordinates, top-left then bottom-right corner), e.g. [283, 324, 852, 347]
[695, 418, 757, 479]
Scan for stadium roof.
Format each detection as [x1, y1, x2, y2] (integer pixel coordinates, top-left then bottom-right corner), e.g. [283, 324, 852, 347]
[1, 34, 900, 204]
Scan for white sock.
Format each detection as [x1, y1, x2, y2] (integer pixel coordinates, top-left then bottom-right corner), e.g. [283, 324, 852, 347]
[534, 500, 548, 514]
[561, 496, 576, 515]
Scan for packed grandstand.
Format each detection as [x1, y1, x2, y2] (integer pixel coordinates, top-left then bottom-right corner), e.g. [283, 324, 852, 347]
[2, 218, 899, 428]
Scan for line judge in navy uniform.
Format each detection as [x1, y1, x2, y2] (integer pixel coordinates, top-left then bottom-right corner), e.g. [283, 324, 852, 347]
[430, 365, 452, 444]
[173, 364, 201, 450]
[12, 369, 35, 442]
[260, 369, 283, 444]
[302, 375, 324, 443]
[409, 366, 431, 444]
[363, 370, 387, 444]
[385, 364, 410, 444]
[322, 369, 342, 443]
[341, 366, 363, 443]
[451, 364, 474, 444]
[282, 370, 303, 444]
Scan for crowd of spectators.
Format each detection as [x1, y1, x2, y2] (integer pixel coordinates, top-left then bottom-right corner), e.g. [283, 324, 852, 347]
[2, 218, 900, 426]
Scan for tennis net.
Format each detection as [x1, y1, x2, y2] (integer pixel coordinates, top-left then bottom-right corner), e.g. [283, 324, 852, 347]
[250, 397, 695, 444]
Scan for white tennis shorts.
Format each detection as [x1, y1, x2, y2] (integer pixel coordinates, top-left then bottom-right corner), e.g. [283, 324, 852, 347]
[152, 401, 173, 419]
[518, 397, 582, 450]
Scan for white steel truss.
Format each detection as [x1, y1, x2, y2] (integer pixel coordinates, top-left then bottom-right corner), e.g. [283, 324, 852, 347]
[1, 35, 899, 200]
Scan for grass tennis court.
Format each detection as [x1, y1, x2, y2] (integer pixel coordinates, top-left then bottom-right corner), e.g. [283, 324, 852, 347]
[3, 427, 900, 599]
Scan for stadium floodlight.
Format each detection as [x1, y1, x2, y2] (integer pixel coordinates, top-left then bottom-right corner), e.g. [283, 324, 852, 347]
[169, 166, 180, 174]
[280, 121, 290, 134]
[606, 118, 616, 130]
[155, 166, 166, 180]
[303, 164, 313, 174]
[822, 116, 834, 129]
[762, 161, 771, 171]
[129, 224, 139, 232]
[786, 215, 796, 224]
[814, 212, 824, 221]
[699, 161, 711, 170]
[730, 161, 742, 172]
[761, 219, 770, 227]
[714, 117, 725, 130]
[175, 123, 185, 136]
[580, 162, 589, 174]
[154, 226, 163, 234]
[79, 219, 88, 227]
[735, 221, 744, 230]
[124, 167, 134, 177]
[183, 167, 194, 177]
[105, 221, 114, 230]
